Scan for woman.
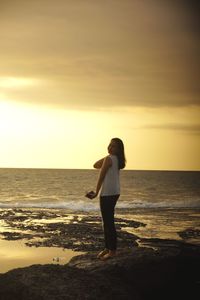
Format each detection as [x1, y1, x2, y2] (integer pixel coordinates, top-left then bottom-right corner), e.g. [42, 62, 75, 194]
[87, 138, 126, 260]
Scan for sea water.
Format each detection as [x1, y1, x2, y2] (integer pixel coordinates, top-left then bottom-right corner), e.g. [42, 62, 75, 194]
[0, 168, 199, 273]
[0, 168, 199, 210]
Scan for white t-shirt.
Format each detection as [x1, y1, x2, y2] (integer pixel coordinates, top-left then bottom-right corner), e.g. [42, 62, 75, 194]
[100, 155, 120, 196]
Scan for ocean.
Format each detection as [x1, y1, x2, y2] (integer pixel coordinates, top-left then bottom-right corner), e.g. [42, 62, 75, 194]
[0, 168, 200, 273]
[0, 168, 200, 210]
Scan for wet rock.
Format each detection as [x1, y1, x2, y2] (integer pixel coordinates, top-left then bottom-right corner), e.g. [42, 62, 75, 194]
[1, 232, 33, 241]
[0, 245, 199, 300]
[0, 210, 141, 252]
[178, 228, 200, 240]
[0, 209, 199, 299]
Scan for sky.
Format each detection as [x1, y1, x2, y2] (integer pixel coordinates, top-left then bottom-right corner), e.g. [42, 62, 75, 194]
[0, 0, 199, 170]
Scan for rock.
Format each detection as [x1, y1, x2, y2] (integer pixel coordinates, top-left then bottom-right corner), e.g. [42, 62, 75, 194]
[178, 228, 200, 240]
[0, 209, 199, 299]
[0, 210, 141, 251]
[0, 243, 199, 300]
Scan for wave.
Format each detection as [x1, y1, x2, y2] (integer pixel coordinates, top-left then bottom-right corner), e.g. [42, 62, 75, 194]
[0, 198, 200, 211]
[117, 199, 200, 209]
[0, 200, 98, 211]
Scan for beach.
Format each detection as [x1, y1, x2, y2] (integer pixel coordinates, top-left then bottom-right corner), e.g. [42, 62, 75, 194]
[0, 207, 200, 299]
[0, 207, 199, 273]
[0, 169, 199, 298]
[0, 207, 144, 273]
[1, 0, 200, 297]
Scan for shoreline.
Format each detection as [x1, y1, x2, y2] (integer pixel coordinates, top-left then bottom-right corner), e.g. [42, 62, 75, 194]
[0, 207, 199, 274]
[0, 242, 199, 300]
[0, 239, 83, 274]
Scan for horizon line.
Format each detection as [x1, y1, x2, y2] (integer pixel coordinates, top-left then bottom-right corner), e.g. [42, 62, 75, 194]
[0, 167, 199, 172]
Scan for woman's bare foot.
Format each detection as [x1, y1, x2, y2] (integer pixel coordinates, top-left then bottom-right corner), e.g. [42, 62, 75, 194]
[97, 248, 109, 259]
[100, 250, 116, 261]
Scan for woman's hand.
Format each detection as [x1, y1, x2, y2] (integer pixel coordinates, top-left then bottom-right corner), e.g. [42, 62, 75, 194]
[93, 158, 105, 169]
[90, 192, 97, 199]
[85, 191, 97, 199]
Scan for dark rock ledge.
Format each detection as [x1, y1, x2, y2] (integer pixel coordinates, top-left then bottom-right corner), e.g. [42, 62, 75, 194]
[0, 243, 199, 300]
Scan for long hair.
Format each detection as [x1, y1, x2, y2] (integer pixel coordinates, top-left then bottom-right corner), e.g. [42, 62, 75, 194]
[112, 138, 126, 169]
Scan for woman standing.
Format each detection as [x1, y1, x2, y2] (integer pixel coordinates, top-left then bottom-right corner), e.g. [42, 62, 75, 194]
[87, 138, 126, 260]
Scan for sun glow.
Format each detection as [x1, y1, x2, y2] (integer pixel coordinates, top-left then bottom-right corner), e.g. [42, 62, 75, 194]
[0, 77, 38, 89]
[0, 101, 117, 169]
[0, 100, 199, 170]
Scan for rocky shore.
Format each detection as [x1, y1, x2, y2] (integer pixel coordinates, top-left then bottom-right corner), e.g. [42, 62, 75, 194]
[0, 209, 145, 251]
[0, 242, 199, 300]
[0, 208, 199, 299]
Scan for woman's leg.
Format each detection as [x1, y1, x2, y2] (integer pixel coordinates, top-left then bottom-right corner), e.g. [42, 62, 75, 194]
[100, 195, 119, 251]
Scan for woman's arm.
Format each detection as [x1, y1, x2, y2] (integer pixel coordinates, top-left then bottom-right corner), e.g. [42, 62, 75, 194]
[93, 157, 105, 169]
[94, 156, 112, 196]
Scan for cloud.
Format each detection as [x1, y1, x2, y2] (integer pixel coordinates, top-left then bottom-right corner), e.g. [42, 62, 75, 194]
[140, 123, 200, 134]
[0, 0, 199, 109]
[0, 77, 38, 89]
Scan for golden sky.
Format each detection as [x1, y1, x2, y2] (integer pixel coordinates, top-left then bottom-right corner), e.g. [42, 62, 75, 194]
[0, 0, 199, 170]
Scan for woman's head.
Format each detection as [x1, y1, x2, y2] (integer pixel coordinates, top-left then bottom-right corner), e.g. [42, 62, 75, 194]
[108, 138, 126, 169]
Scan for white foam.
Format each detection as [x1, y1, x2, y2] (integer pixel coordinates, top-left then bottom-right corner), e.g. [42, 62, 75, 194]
[0, 198, 200, 211]
[117, 198, 200, 209]
[0, 200, 99, 211]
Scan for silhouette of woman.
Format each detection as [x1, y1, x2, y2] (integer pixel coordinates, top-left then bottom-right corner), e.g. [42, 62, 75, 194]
[87, 138, 126, 260]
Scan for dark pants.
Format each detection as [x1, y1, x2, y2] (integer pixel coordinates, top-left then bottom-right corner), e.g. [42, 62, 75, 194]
[100, 195, 120, 251]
